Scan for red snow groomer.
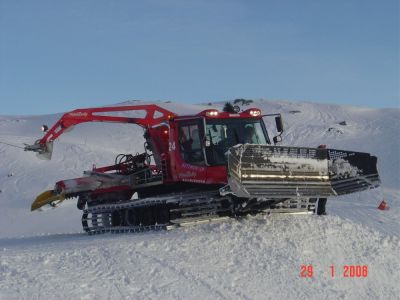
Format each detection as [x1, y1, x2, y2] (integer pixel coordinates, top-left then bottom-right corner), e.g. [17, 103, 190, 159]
[25, 103, 380, 234]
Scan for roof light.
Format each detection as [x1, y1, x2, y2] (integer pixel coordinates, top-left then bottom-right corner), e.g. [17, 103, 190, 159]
[249, 109, 261, 117]
[205, 110, 219, 117]
[197, 109, 220, 117]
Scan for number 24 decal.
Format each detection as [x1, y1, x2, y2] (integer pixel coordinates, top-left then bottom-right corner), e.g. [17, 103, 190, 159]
[169, 142, 176, 151]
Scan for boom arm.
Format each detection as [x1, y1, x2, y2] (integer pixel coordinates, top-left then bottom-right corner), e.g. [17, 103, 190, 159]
[25, 104, 176, 159]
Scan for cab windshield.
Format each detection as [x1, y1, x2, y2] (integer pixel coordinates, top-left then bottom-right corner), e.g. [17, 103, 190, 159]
[205, 118, 270, 166]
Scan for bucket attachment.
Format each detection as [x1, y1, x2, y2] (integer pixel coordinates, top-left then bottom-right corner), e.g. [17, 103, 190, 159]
[31, 189, 65, 211]
[24, 140, 53, 160]
[227, 144, 380, 199]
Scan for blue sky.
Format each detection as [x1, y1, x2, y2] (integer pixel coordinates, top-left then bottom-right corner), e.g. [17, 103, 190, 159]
[0, 0, 399, 115]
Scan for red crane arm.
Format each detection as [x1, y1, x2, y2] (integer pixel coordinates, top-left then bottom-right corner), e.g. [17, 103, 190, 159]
[40, 104, 175, 144]
[24, 104, 176, 159]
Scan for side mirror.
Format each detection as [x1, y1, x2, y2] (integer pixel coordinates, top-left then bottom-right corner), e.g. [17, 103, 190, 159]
[275, 116, 283, 132]
[41, 125, 48, 132]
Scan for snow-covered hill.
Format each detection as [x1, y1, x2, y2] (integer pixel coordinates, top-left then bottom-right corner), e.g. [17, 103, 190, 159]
[0, 99, 399, 299]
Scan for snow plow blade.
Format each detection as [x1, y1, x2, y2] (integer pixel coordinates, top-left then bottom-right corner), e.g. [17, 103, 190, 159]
[31, 190, 65, 211]
[227, 144, 380, 198]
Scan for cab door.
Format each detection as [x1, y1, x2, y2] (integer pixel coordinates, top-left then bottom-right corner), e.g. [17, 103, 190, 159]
[173, 118, 208, 184]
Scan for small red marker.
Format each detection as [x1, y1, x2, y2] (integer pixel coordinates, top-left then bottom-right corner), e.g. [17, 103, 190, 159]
[378, 200, 389, 210]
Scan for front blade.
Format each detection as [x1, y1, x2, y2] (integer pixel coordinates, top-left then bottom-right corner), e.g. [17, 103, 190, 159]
[328, 149, 380, 195]
[227, 144, 380, 199]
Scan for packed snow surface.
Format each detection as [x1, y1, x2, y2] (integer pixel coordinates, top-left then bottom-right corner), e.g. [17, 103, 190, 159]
[0, 99, 399, 299]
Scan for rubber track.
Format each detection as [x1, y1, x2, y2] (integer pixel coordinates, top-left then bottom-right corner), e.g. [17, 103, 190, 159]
[81, 192, 318, 235]
[81, 192, 230, 235]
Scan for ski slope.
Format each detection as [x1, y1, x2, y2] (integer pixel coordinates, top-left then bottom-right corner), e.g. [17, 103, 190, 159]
[0, 99, 399, 299]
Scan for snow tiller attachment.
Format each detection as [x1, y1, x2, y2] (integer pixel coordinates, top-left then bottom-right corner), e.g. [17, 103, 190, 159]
[226, 144, 380, 199]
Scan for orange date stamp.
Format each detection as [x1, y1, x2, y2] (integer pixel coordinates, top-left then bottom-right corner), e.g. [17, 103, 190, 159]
[300, 265, 368, 278]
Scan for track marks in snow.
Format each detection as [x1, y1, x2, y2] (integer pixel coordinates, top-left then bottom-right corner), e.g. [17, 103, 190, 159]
[130, 248, 250, 300]
[0, 216, 399, 299]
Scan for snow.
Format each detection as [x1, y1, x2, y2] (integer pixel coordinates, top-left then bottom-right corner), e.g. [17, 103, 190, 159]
[329, 158, 360, 179]
[0, 99, 399, 299]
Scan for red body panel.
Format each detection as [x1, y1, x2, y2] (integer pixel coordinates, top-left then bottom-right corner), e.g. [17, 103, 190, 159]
[37, 105, 265, 196]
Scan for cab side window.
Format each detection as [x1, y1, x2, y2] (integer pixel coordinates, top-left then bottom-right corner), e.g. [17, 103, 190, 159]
[178, 123, 204, 165]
